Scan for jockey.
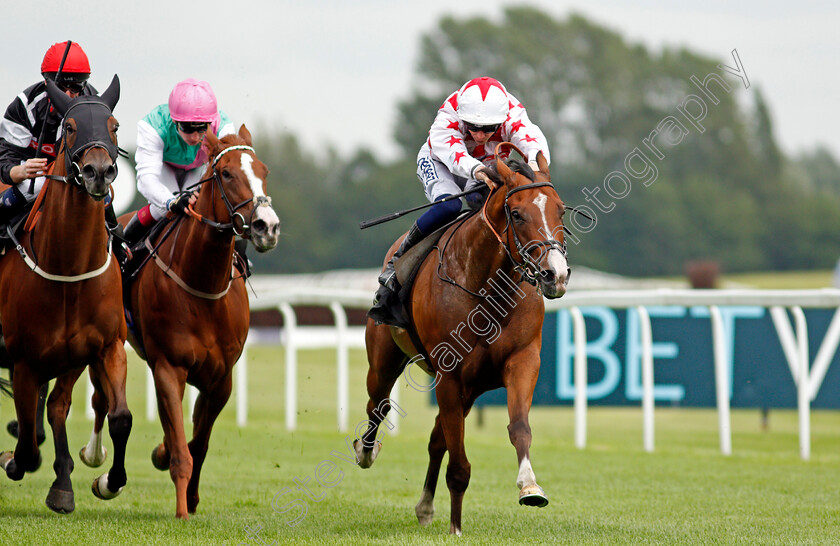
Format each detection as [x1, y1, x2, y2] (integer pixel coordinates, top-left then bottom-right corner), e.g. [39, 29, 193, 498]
[0, 41, 101, 224]
[371, 76, 550, 314]
[123, 78, 235, 248]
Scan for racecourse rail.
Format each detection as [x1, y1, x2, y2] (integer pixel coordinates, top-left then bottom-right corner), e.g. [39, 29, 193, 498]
[88, 288, 840, 462]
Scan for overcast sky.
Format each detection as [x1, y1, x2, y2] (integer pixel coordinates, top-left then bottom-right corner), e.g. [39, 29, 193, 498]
[5, 1, 838, 166]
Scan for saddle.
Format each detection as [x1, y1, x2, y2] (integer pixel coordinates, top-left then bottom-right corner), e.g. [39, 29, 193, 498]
[371, 210, 477, 329]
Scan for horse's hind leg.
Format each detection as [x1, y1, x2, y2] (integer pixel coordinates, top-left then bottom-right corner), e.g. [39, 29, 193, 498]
[354, 322, 406, 468]
[415, 414, 446, 526]
[504, 348, 548, 508]
[186, 374, 232, 514]
[2, 363, 42, 480]
[152, 360, 191, 519]
[89, 342, 133, 502]
[45, 370, 84, 514]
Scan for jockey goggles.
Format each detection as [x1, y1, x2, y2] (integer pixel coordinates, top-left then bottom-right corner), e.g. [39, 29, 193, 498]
[465, 122, 500, 134]
[176, 121, 210, 134]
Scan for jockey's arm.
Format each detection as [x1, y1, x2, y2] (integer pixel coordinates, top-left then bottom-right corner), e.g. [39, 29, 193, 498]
[135, 120, 175, 212]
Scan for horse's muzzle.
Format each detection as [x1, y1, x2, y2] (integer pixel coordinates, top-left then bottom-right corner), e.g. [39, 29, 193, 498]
[250, 205, 281, 252]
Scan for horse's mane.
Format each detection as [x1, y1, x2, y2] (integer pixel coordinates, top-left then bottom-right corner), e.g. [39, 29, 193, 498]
[484, 158, 536, 186]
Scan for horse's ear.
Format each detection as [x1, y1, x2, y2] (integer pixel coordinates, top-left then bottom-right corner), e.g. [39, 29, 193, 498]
[46, 79, 72, 116]
[238, 124, 252, 146]
[99, 75, 120, 112]
[495, 155, 513, 180]
[536, 151, 549, 177]
[203, 130, 220, 155]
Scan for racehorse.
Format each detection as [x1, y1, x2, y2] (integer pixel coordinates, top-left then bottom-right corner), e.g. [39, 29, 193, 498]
[120, 126, 279, 519]
[0, 76, 131, 513]
[356, 143, 570, 535]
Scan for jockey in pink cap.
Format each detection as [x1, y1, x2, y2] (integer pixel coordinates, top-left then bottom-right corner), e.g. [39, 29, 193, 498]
[122, 78, 234, 255]
[369, 76, 551, 325]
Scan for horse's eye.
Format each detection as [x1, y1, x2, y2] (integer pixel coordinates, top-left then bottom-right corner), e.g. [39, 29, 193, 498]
[113, 124, 119, 133]
[511, 210, 523, 221]
[64, 123, 74, 134]
[221, 169, 231, 179]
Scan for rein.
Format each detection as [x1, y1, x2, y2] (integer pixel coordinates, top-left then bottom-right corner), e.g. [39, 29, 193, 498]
[182, 144, 272, 236]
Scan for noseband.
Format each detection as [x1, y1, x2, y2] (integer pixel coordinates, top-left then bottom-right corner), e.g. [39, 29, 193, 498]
[483, 181, 569, 287]
[185, 144, 272, 236]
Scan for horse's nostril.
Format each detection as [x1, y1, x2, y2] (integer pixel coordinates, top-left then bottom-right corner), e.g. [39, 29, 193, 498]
[540, 270, 556, 284]
[252, 219, 267, 233]
[105, 166, 117, 182]
[82, 165, 97, 180]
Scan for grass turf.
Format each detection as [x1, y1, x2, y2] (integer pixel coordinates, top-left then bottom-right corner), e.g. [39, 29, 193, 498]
[0, 346, 838, 545]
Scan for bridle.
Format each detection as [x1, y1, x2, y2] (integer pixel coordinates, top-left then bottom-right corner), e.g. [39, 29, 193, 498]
[481, 180, 569, 288]
[183, 144, 272, 237]
[45, 99, 119, 188]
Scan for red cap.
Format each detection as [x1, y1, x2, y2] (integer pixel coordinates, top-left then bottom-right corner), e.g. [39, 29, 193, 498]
[41, 41, 90, 75]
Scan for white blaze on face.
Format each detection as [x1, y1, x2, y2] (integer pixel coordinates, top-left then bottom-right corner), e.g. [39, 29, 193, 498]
[533, 193, 568, 280]
[240, 152, 280, 228]
[240, 153, 266, 197]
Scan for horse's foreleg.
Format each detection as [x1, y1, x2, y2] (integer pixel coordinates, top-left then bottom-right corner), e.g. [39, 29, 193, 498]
[504, 349, 548, 508]
[2, 364, 41, 480]
[186, 374, 232, 515]
[45, 370, 84, 514]
[415, 414, 446, 527]
[79, 373, 108, 468]
[89, 342, 132, 502]
[152, 360, 191, 519]
[353, 323, 406, 468]
[435, 377, 470, 536]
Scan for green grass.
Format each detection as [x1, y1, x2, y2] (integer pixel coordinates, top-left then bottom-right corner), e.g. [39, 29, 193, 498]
[1, 347, 839, 545]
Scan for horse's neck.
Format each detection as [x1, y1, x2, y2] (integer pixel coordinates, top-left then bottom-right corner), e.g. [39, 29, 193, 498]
[168, 192, 235, 291]
[451, 212, 517, 289]
[32, 169, 108, 273]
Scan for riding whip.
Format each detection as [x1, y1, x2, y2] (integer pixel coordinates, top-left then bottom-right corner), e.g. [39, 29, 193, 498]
[359, 186, 485, 230]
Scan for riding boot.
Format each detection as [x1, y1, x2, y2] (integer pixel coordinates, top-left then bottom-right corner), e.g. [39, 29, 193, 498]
[123, 214, 151, 248]
[0, 185, 28, 229]
[377, 222, 425, 293]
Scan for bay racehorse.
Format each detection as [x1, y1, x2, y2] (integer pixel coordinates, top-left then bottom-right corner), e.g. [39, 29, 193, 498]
[120, 126, 279, 519]
[0, 76, 131, 513]
[356, 143, 569, 535]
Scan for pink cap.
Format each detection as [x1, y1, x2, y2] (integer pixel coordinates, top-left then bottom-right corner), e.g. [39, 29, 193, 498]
[168, 78, 219, 123]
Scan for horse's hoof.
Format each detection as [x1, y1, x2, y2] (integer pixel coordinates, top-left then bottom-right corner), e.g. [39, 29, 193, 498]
[352, 439, 381, 469]
[518, 484, 549, 507]
[0, 451, 12, 471]
[79, 445, 107, 468]
[45, 487, 75, 514]
[415, 504, 434, 526]
[151, 444, 169, 471]
[91, 473, 123, 500]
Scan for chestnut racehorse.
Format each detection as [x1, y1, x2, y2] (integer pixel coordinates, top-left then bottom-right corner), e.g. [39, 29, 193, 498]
[120, 126, 279, 519]
[356, 143, 570, 535]
[0, 76, 131, 514]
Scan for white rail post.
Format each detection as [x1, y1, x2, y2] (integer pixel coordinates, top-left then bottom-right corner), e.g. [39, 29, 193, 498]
[636, 306, 654, 453]
[570, 307, 587, 449]
[710, 306, 732, 455]
[236, 338, 249, 427]
[329, 301, 349, 433]
[279, 302, 298, 431]
[792, 306, 810, 461]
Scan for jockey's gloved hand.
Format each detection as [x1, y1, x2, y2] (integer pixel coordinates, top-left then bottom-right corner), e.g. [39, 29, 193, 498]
[464, 181, 490, 211]
[166, 193, 192, 215]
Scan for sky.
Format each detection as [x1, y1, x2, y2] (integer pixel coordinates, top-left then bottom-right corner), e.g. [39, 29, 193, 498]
[4, 1, 839, 175]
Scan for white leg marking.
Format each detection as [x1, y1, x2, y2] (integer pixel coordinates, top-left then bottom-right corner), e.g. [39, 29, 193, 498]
[80, 429, 107, 467]
[517, 456, 537, 489]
